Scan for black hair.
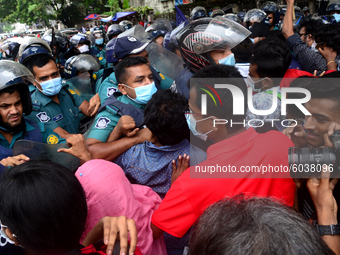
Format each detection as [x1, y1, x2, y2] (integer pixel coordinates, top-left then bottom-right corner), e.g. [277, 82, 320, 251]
[0, 84, 21, 97]
[286, 76, 315, 118]
[306, 73, 340, 110]
[189, 195, 335, 255]
[144, 89, 190, 145]
[266, 30, 286, 41]
[300, 19, 324, 38]
[315, 24, 340, 53]
[252, 38, 292, 77]
[12, 44, 20, 61]
[0, 159, 88, 255]
[191, 64, 246, 133]
[231, 38, 253, 63]
[25, 54, 56, 76]
[115, 56, 149, 84]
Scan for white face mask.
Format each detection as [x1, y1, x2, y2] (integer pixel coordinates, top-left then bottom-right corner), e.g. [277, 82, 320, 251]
[78, 44, 89, 53]
[245, 75, 268, 92]
[186, 111, 214, 141]
[0, 223, 15, 246]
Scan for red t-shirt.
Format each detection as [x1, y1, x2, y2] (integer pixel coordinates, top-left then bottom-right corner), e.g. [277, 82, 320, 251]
[280, 69, 314, 88]
[152, 128, 296, 238]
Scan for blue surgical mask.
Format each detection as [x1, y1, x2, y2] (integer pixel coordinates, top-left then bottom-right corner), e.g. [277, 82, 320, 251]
[333, 13, 340, 23]
[250, 38, 255, 43]
[95, 38, 104, 45]
[36, 77, 62, 96]
[218, 53, 236, 66]
[124, 82, 157, 105]
[185, 111, 213, 141]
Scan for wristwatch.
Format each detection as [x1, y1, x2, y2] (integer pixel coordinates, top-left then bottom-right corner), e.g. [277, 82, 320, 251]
[315, 224, 340, 236]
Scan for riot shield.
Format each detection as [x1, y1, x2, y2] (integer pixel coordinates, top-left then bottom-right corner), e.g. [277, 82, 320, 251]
[12, 140, 80, 172]
[146, 42, 185, 80]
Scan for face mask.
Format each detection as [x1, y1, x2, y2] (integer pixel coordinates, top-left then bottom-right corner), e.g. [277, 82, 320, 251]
[250, 38, 255, 44]
[333, 13, 340, 23]
[124, 82, 157, 105]
[78, 44, 89, 53]
[36, 77, 62, 96]
[0, 222, 15, 246]
[218, 53, 236, 66]
[186, 111, 214, 141]
[245, 75, 267, 92]
[95, 38, 104, 45]
[310, 41, 318, 52]
[5, 50, 10, 55]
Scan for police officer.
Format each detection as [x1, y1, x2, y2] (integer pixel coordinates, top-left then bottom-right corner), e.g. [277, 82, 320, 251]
[86, 56, 154, 161]
[106, 24, 125, 41]
[96, 36, 174, 104]
[91, 27, 107, 68]
[42, 29, 69, 69]
[261, 1, 282, 30]
[172, 16, 251, 100]
[190, 6, 207, 20]
[0, 60, 65, 166]
[18, 37, 100, 138]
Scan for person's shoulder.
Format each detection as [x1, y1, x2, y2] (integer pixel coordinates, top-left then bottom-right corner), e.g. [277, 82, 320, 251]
[258, 130, 294, 147]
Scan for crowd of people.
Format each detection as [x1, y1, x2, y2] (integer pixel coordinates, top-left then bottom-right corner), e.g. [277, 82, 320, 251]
[1, 0, 340, 254]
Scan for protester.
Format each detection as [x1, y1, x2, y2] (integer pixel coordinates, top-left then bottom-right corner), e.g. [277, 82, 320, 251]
[150, 64, 296, 240]
[0, 159, 140, 255]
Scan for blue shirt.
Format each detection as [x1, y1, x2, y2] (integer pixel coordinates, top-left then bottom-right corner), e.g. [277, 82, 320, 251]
[114, 139, 206, 198]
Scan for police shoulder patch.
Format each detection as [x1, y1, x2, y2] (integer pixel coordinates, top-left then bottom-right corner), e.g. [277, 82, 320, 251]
[36, 112, 50, 123]
[159, 73, 165, 80]
[95, 117, 111, 129]
[47, 134, 59, 144]
[107, 87, 118, 97]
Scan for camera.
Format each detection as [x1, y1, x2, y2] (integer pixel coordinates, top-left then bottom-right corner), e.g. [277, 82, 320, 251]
[288, 130, 340, 178]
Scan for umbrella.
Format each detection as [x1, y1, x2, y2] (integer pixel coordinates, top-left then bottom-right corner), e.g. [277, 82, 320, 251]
[111, 12, 137, 21]
[85, 14, 100, 20]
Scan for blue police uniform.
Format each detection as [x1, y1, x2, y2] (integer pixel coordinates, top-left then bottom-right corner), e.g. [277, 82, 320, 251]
[0, 118, 65, 161]
[91, 44, 106, 68]
[27, 84, 84, 134]
[87, 93, 144, 142]
[96, 66, 173, 104]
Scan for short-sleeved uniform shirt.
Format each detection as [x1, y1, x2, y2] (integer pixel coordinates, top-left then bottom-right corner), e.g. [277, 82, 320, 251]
[28, 85, 84, 134]
[96, 66, 174, 105]
[87, 94, 144, 142]
[151, 128, 296, 238]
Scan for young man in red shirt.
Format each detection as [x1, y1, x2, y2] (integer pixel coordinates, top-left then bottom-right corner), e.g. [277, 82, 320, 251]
[151, 64, 296, 239]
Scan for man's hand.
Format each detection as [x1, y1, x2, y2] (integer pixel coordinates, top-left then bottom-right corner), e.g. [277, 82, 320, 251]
[88, 93, 101, 116]
[317, 45, 337, 62]
[83, 216, 137, 255]
[116, 116, 139, 138]
[282, 123, 308, 147]
[0, 154, 29, 167]
[307, 165, 338, 225]
[324, 122, 340, 148]
[171, 154, 189, 185]
[58, 134, 92, 162]
[135, 127, 154, 144]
